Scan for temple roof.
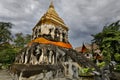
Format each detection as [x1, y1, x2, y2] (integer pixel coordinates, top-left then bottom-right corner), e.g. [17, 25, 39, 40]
[35, 2, 68, 30]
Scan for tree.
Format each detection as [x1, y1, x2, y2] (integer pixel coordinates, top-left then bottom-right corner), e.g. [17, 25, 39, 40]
[14, 33, 25, 48]
[92, 20, 120, 63]
[14, 33, 31, 48]
[0, 22, 17, 66]
[0, 22, 13, 44]
[0, 22, 31, 67]
[24, 34, 31, 45]
[0, 42, 17, 64]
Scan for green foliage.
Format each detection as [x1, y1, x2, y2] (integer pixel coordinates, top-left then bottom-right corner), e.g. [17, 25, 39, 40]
[0, 22, 13, 43]
[114, 53, 120, 62]
[0, 43, 17, 64]
[24, 34, 31, 44]
[97, 62, 105, 68]
[0, 21, 32, 69]
[14, 33, 31, 48]
[1, 64, 11, 69]
[14, 33, 25, 48]
[115, 64, 120, 71]
[92, 20, 120, 64]
[79, 67, 94, 76]
[0, 42, 19, 69]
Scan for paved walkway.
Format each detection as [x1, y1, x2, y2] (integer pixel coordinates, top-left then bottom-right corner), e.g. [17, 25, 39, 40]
[0, 70, 120, 80]
[0, 70, 13, 80]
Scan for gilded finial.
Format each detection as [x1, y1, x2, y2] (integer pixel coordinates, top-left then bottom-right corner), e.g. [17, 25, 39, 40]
[49, 0, 54, 8]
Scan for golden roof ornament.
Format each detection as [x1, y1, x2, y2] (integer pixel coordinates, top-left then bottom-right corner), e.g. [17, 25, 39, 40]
[49, 0, 54, 8]
[35, 1, 68, 30]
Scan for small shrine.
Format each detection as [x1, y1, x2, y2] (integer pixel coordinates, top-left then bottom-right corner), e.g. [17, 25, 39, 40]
[10, 1, 100, 80]
[75, 43, 103, 63]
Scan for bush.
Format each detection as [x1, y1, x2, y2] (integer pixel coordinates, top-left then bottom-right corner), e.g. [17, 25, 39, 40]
[79, 67, 94, 76]
[114, 53, 120, 62]
[0, 43, 17, 64]
[97, 62, 105, 68]
[115, 64, 120, 71]
[0, 49, 16, 63]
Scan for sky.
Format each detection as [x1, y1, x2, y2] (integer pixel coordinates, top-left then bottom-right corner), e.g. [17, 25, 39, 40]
[0, 0, 120, 48]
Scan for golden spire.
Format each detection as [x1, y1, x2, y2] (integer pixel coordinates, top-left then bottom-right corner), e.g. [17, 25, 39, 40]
[35, 0, 68, 30]
[49, 0, 54, 8]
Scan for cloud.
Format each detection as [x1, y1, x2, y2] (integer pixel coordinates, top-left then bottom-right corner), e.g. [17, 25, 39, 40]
[0, 0, 120, 47]
[0, 0, 47, 33]
[58, 0, 120, 47]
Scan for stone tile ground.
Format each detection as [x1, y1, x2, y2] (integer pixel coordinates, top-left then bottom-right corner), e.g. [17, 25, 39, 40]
[0, 70, 12, 80]
[0, 70, 120, 80]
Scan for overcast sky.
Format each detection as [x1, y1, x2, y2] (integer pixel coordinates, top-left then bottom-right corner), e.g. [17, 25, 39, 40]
[0, 0, 120, 48]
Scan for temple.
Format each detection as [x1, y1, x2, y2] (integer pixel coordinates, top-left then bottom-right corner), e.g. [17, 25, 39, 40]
[10, 2, 100, 80]
[32, 2, 69, 43]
